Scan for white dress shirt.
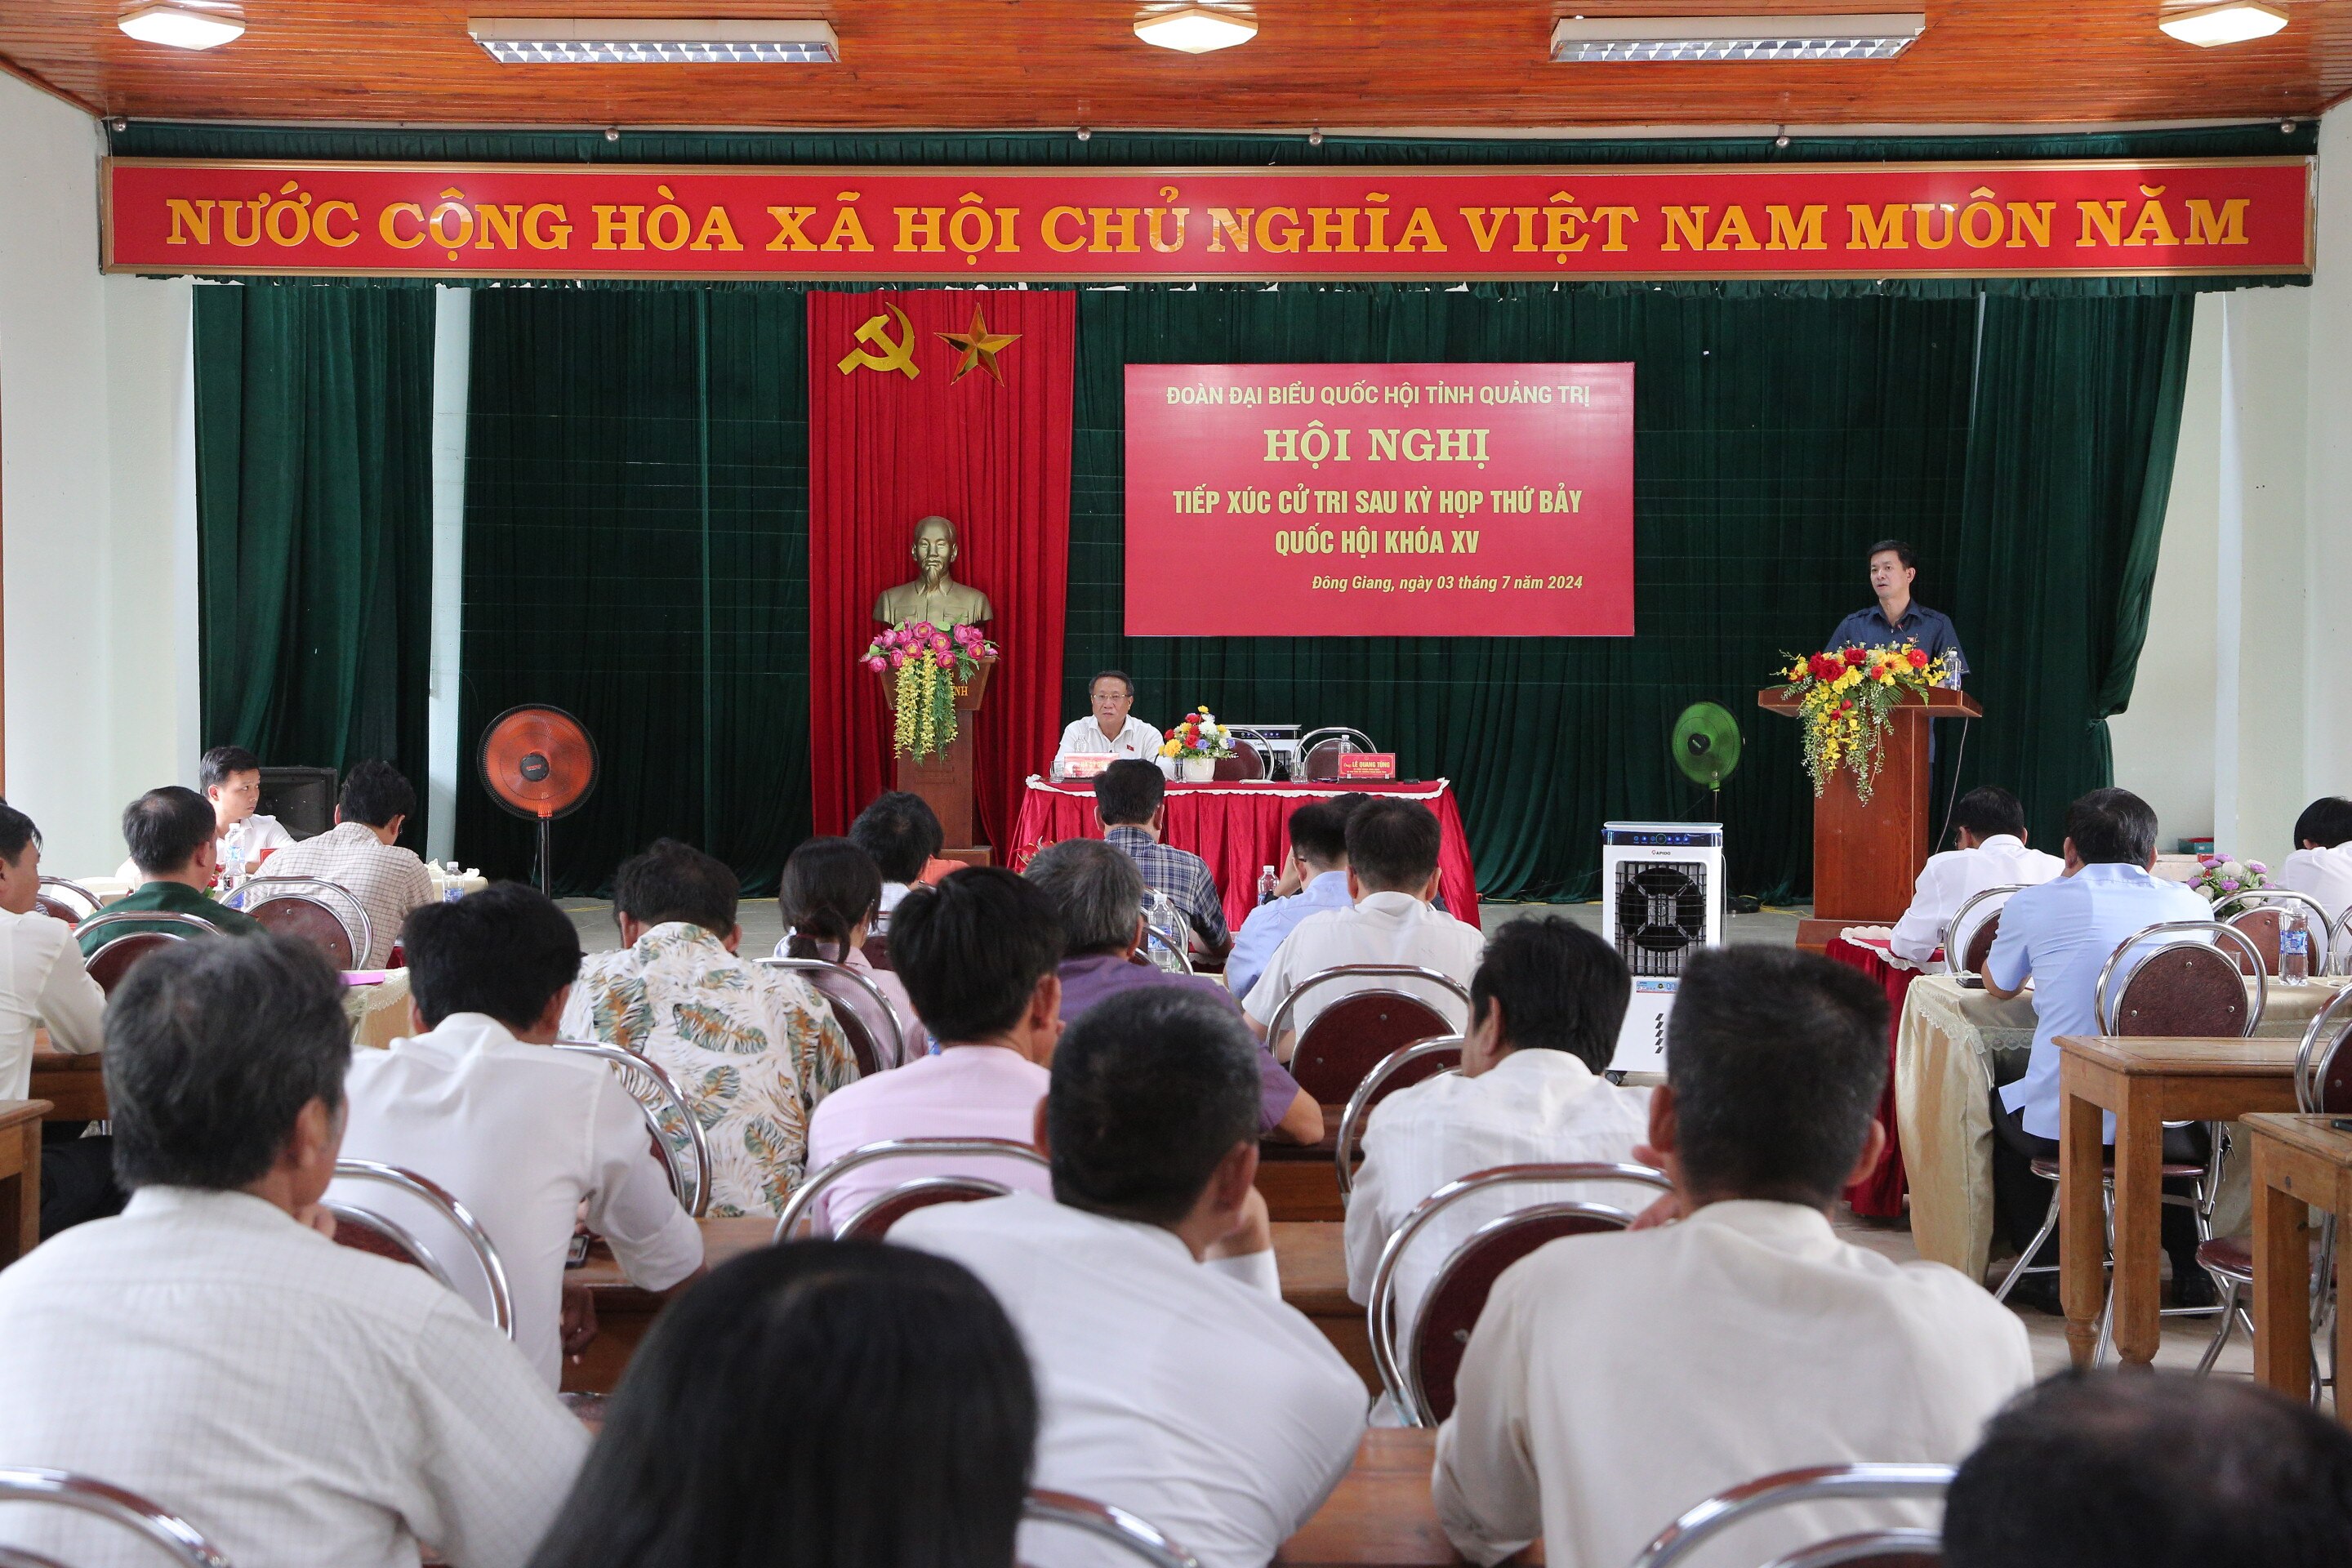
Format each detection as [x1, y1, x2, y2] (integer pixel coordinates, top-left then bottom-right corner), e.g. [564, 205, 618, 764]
[252, 821, 437, 968]
[802, 1045, 1053, 1234]
[1343, 1049, 1651, 1351]
[2278, 843, 2352, 924]
[1243, 891, 1486, 1039]
[1433, 1200, 2033, 1568]
[340, 1012, 706, 1386]
[220, 813, 296, 866]
[0, 906, 104, 1100]
[1886, 834, 2065, 967]
[0, 1187, 586, 1568]
[1054, 714, 1161, 776]
[895, 1193, 1367, 1568]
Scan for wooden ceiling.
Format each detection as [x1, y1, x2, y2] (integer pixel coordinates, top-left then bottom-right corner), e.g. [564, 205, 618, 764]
[0, 0, 2345, 131]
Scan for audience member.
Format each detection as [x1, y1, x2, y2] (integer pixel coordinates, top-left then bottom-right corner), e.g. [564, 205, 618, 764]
[0, 935, 585, 1568]
[1227, 800, 1358, 1003]
[83, 786, 264, 956]
[1982, 787, 2214, 1309]
[1343, 916, 1649, 1360]
[1944, 1371, 2352, 1567]
[345, 883, 706, 1386]
[896, 988, 1366, 1568]
[1244, 798, 1481, 1051]
[202, 743, 293, 872]
[565, 839, 859, 1214]
[2278, 795, 2352, 924]
[0, 803, 110, 1237]
[1434, 946, 2031, 1568]
[803, 868, 1063, 1232]
[255, 759, 435, 968]
[1095, 759, 1232, 958]
[1887, 786, 2064, 967]
[849, 791, 956, 929]
[777, 834, 922, 1059]
[1027, 838, 1321, 1144]
[525, 1241, 1036, 1568]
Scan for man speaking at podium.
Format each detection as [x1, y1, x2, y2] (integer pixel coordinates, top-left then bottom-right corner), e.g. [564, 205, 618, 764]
[1829, 540, 1967, 684]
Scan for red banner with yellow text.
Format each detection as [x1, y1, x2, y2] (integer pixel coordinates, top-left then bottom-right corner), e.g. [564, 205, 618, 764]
[105, 158, 2310, 282]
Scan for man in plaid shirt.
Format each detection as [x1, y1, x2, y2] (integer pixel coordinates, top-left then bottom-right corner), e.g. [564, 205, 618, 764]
[1094, 760, 1231, 960]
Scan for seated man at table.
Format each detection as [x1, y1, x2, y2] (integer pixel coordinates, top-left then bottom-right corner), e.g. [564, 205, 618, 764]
[253, 759, 435, 969]
[1943, 1372, 2352, 1568]
[82, 786, 265, 956]
[0, 935, 586, 1568]
[0, 803, 110, 1236]
[850, 791, 956, 933]
[1026, 837, 1321, 1145]
[341, 883, 706, 1387]
[1096, 758, 1231, 960]
[1226, 800, 1360, 1004]
[802, 868, 1063, 1233]
[1052, 667, 1162, 777]
[1435, 946, 2032, 1568]
[1887, 786, 2065, 968]
[2278, 795, 2352, 924]
[894, 987, 1367, 1568]
[1343, 915, 1650, 1365]
[1982, 786, 2215, 1311]
[1243, 797, 1482, 1054]
[564, 838, 860, 1216]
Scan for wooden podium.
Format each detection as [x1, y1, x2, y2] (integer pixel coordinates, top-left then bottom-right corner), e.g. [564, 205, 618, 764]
[880, 660, 993, 865]
[1757, 685, 1983, 952]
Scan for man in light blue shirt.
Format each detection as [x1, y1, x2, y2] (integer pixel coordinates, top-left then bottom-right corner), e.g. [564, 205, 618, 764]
[1225, 800, 1359, 1004]
[1981, 787, 2213, 1310]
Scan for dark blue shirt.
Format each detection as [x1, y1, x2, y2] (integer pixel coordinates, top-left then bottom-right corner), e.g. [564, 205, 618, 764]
[1826, 601, 1967, 683]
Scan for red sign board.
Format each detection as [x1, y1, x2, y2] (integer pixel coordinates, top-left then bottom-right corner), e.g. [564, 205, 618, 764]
[104, 158, 2310, 282]
[1123, 363, 1634, 639]
[1337, 753, 1400, 780]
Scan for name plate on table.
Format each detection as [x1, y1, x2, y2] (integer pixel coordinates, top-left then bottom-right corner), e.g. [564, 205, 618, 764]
[1060, 758, 1111, 780]
[1337, 753, 1398, 780]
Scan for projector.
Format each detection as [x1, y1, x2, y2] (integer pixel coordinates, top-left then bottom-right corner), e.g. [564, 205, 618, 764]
[1600, 821, 1726, 1076]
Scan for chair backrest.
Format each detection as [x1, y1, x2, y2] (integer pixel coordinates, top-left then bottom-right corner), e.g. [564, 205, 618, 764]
[836, 1174, 1014, 1241]
[1211, 739, 1267, 782]
[1298, 727, 1375, 782]
[1022, 1490, 1200, 1568]
[1334, 1036, 1464, 1201]
[224, 877, 372, 969]
[35, 878, 102, 920]
[759, 956, 904, 1075]
[1367, 1160, 1671, 1426]
[1267, 966, 1471, 1105]
[774, 1137, 1049, 1243]
[552, 1041, 711, 1217]
[0, 1470, 232, 1568]
[2213, 889, 2335, 977]
[32, 896, 82, 927]
[1628, 1463, 1952, 1568]
[1939, 884, 2026, 978]
[74, 913, 224, 996]
[320, 1160, 515, 1336]
[2096, 921, 2264, 1037]
[242, 896, 355, 970]
[2296, 984, 2352, 1114]
[862, 932, 893, 972]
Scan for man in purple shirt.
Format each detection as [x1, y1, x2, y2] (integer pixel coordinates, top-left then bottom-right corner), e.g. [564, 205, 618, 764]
[1027, 839, 1323, 1146]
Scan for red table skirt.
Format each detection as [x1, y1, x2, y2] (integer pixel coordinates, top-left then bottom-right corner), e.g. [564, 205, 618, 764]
[1009, 777, 1481, 935]
[1824, 935, 1918, 1219]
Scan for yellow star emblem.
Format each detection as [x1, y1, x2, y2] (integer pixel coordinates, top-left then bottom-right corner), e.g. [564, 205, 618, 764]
[935, 303, 1021, 385]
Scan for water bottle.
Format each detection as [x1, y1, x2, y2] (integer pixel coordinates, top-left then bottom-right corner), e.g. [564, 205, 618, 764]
[1258, 865, 1279, 906]
[220, 838, 247, 896]
[2281, 911, 2312, 987]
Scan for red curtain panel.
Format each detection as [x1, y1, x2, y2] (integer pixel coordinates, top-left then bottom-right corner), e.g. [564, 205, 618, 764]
[806, 290, 1074, 847]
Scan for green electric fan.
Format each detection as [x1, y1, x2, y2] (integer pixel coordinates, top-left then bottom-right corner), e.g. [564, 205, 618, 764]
[1672, 702, 1744, 804]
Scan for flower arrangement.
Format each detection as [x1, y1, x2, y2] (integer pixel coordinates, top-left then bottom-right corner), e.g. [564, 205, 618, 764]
[1159, 708, 1236, 761]
[2189, 854, 2270, 904]
[1771, 642, 1953, 803]
[861, 621, 999, 761]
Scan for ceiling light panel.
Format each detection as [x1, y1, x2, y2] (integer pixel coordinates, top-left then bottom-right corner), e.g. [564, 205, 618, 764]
[118, 2, 245, 49]
[1133, 5, 1258, 53]
[467, 18, 840, 63]
[2157, 0, 2288, 46]
[1550, 13, 1926, 62]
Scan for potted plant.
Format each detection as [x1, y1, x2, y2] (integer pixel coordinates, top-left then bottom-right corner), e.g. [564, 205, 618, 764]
[1159, 708, 1234, 782]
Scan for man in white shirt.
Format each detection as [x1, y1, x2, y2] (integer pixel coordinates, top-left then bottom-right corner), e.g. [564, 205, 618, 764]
[0, 934, 585, 1568]
[1434, 945, 2032, 1568]
[2277, 795, 2352, 925]
[0, 804, 109, 1238]
[341, 883, 706, 1387]
[204, 743, 296, 871]
[1344, 915, 1650, 1370]
[1053, 668, 1160, 777]
[1245, 798, 1484, 1054]
[253, 760, 436, 968]
[1227, 799, 1360, 1004]
[1887, 786, 2065, 967]
[896, 987, 1367, 1568]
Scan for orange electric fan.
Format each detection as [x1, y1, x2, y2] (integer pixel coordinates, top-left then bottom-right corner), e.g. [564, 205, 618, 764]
[477, 705, 599, 896]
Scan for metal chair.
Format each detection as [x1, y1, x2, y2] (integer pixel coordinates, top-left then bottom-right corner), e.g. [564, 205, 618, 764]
[1628, 1463, 1951, 1568]
[0, 1470, 232, 1568]
[1938, 884, 2027, 978]
[320, 1160, 515, 1337]
[1297, 726, 1376, 782]
[2213, 888, 2335, 977]
[2334, 905, 2352, 978]
[223, 876, 372, 971]
[774, 1136, 1049, 1243]
[1265, 965, 1471, 1105]
[552, 1041, 711, 1218]
[35, 877, 102, 922]
[760, 956, 906, 1074]
[1210, 737, 1267, 782]
[1022, 1489, 1200, 1568]
[74, 912, 223, 996]
[1334, 1036, 1463, 1204]
[1367, 1161, 1671, 1425]
[837, 1174, 1017, 1241]
[1138, 888, 1193, 974]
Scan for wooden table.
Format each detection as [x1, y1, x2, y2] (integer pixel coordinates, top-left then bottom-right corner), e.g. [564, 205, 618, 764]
[2247, 1113, 2352, 1415]
[0, 1100, 50, 1265]
[2059, 1033, 2301, 1367]
[1259, 1107, 1345, 1223]
[1277, 1430, 1537, 1567]
[28, 1051, 105, 1122]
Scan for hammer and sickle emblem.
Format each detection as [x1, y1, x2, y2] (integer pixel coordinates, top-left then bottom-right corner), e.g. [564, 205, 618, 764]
[835, 304, 921, 380]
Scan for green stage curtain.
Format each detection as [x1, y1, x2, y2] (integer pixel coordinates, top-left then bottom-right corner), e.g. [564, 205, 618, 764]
[193, 283, 435, 849]
[457, 290, 811, 896]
